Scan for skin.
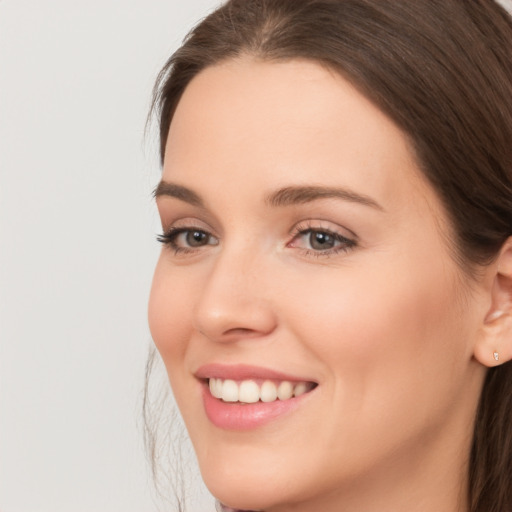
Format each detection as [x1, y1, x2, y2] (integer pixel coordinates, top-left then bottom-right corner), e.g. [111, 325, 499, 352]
[148, 57, 498, 512]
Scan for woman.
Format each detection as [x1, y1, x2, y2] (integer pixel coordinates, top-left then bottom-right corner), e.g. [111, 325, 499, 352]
[146, 1, 512, 511]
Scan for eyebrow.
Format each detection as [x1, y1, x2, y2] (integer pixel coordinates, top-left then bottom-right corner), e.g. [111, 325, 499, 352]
[153, 180, 384, 211]
[265, 185, 384, 211]
[153, 181, 204, 207]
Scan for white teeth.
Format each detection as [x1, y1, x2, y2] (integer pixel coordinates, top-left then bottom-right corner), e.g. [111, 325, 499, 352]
[239, 380, 260, 403]
[221, 379, 239, 402]
[260, 381, 278, 402]
[209, 378, 314, 403]
[293, 382, 308, 397]
[277, 381, 293, 400]
[209, 378, 223, 399]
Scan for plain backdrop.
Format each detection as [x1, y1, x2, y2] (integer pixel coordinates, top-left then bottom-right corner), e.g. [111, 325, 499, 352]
[1, 1, 512, 512]
[0, 1, 220, 511]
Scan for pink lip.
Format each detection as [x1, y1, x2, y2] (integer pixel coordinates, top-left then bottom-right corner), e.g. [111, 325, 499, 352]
[195, 364, 317, 431]
[195, 363, 314, 383]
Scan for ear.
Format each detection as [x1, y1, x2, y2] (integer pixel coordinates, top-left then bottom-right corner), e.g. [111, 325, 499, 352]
[474, 237, 512, 367]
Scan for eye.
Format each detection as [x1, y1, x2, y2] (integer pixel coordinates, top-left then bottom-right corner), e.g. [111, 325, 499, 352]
[307, 231, 338, 250]
[288, 224, 356, 256]
[181, 230, 210, 247]
[157, 227, 219, 253]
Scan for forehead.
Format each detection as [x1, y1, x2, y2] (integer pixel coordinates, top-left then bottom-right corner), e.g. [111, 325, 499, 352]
[163, 57, 437, 216]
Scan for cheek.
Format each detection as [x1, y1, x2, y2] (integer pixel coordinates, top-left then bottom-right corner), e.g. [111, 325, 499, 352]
[286, 266, 448, 354]
[285, 256, 466, 414]
[266, 258, 470, 485]
[148, 257, 195, 365]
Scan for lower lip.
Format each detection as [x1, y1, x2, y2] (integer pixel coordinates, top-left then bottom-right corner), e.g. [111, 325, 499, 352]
[201, 382, 313, 431]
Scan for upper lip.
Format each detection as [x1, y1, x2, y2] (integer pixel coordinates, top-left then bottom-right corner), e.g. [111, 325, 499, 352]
[195, 363, 317, 383]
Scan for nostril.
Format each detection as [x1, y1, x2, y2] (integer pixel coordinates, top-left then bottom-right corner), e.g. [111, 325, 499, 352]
[224, 327, 259, 336]
[197, 327, 252, 336]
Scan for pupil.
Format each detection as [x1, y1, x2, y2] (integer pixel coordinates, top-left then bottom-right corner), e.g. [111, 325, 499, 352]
[311, 231, 334, 250]
[187, 230, 207, 247]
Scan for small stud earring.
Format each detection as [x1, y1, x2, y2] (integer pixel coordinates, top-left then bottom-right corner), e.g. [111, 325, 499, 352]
[493, 351, 499, 362]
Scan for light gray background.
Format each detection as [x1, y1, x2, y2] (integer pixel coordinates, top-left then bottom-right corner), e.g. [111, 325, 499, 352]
[0, 1, 220, 511]
[1, 1, 511, 511]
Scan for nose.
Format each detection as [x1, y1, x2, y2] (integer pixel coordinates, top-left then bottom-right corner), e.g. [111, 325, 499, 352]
[193, 249, 278, 343]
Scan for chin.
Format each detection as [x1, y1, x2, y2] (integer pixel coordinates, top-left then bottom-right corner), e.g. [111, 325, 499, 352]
[199, 457, 291, 511]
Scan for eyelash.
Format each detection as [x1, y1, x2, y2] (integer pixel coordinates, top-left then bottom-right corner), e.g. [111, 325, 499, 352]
[156, 223, 357, 257]
[288, 222, 357, 257]
[157, 227, 218, 255]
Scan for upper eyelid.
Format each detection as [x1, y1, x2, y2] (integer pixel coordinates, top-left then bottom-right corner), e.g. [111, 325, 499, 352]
[162, 225, 218, 241]
[160, 218, 358, 244]
[291, 220, 358, 240]
[161, 220, 356, 237]
[161, 217, 218, 235]
[290, 228, 356, 245]
[156, 199, 221, 231]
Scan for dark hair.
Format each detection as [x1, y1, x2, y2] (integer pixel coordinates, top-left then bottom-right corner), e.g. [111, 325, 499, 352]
[150, 1, 512, 510]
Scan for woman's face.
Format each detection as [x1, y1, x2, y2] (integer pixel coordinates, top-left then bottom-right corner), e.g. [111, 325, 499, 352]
[149, 58, 487, 511]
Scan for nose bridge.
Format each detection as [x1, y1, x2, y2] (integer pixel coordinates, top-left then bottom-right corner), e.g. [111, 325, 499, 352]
[193, 242, 277, 341]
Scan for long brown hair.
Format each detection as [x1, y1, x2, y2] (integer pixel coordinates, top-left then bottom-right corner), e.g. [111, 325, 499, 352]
[149, 1, 512, 510]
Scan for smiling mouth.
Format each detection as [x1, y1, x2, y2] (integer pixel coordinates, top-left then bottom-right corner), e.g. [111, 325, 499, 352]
[208, 378, 317, 404]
